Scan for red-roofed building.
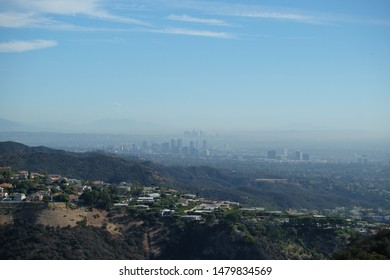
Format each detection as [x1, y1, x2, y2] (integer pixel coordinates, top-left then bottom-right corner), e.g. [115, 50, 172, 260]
[0, 166, 12, 171]
[0, 183, 13, 188]
[68, 194, 79, 203]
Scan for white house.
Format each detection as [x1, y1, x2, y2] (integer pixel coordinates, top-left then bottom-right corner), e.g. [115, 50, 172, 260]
[12, 193, 26, 201]
[134, 205, 149, 210]
[182, 215, 202, 221]
[137, 197, 154, 203]
[0, 187, 8, 199]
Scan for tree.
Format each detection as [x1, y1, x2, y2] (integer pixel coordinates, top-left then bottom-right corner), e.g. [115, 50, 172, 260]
[224, 211, 240, 225]
[131, 184, 143, 197]
[55, 193, 70, 203]
[80, 190, 99, 206]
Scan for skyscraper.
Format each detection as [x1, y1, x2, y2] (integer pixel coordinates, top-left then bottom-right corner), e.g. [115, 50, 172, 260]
[283, 148, 288, 159]
[171, 139, 177, 153]
[202, 140, 208, 150]
[267, 150, 276, 160]
[177, 139, 182, 148]
[294, 150, 303, 161]
[177, 139, 182, 154]
[302, 153, 311, 161]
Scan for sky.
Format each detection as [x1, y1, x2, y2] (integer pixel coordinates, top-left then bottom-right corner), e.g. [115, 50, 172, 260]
[1, 0, 390, 133]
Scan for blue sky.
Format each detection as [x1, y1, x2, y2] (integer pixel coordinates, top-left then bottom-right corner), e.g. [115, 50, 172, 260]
[1, 0, 389, 132]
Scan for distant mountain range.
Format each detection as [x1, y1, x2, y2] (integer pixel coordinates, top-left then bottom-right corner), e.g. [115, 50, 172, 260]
[0, 118, 177, 134]
[0, 141, 380, 210]
[0, 119, 34, 132]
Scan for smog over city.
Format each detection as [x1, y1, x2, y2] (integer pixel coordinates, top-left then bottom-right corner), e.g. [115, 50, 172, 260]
[1, 0, 390, 264]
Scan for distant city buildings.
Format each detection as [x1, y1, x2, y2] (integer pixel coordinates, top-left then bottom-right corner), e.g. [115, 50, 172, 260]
[116, 131, 211, 158]
[265, 148, 311, 162]
[294, 150, 303, 161]
[358, 155, 369, 165]
[303, 153, 311, 161]
[267, 150, 276, 160]
[83, 131, 385, 165]
[202, 140, 208, 150]
[283, 148, 288, 159]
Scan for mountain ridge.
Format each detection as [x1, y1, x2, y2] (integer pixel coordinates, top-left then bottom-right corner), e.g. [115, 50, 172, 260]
[0, 118, 177, 134]
[0, 141, 378, 210]
[0, 141, 171, 186]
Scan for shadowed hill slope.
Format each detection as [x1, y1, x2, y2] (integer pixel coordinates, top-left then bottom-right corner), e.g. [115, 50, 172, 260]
[0, 141, 374, 209]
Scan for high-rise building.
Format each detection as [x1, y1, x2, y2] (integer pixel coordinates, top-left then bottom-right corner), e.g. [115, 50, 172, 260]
[170, 139, 177, 153]
[283, 148, 288, 159]
[177, 139, 182, 149]
[267, 150, 276, 160]
[202, 140, 208, 150]
[177, 139, 182, 154]
[161, 142, 170, 153]
[294, 150, 303, 161]
[302, 153, 311, 161]
[360, 155, 368, 165]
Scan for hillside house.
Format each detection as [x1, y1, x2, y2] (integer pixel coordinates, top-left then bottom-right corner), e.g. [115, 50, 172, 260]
[28, 193, 43, 202]
[177, 198, 190, 207]
[182, 215, 202, 221]
[113, 203, 128, 208]
[17, 170, 29, 180]
[0, 187, 8, 199]
[47, 185, 61, 192]
[77, 185, 92, 194]
[137, 197, 154, 204]
[68, 194, 79, 203]
[160, 209, 175, 217]
[67, 179, 82, 187]
[193, 204, 218, 214]
[183, 194, 197, 199]
[0, 183, 13, 189]
[134, 204, 149, 210]
[148, 193, 161, 199]
[116, 185, 130, 196]
[12, 193, 26, 201]
[47, 174, 63, 184]
[91, 181, 105, 189]
[143, 187, 156, 192]
[163, 188, 177, 195]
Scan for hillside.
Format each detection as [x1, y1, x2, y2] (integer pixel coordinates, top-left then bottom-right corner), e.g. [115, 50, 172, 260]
[0, 203, 356, 260]
[0, 203, 287, 260]
[3, 201, 380, 260]
[0, 141, 377, 210]
[0, 141, 32, 155]
[334, 229, 390, 260]
[0, 148, 388, 260]
[0, 141, 173, 186]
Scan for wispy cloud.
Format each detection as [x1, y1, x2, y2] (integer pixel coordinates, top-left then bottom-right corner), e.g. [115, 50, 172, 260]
[2, 0, 387, 45]
[1, 2, 238, 39]
[13, 0, 100, 15]
[0, 39, 58, 53]
[5, 0, 149, 27]
[154, 0, 390, 26]
[230, 10, 322, 24]
[149, 27, 234, 39]
[0, 11, 70, 29]
[0, 11, 139, 32]
[171, 1, 326, 24]
[167, 14, 228, 26]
